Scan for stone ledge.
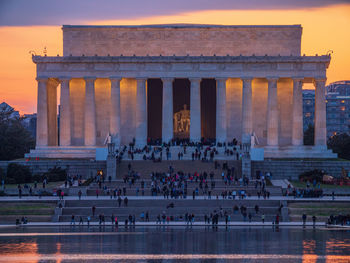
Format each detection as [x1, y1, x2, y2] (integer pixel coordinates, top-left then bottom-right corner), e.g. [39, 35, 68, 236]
[33, 55, 331, 64]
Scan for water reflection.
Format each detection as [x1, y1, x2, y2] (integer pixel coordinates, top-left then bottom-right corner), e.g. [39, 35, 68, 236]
[0, 227, 349, 263]
[303, 240, 317, 263]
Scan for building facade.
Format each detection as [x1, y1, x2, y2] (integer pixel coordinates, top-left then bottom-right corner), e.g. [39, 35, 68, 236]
[27, 24, 335, 159]
[326, 81, 350, 137]
[303, 81, 350, 138]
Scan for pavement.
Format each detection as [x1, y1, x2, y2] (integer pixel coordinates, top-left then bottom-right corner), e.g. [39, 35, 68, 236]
[270, 179, 291, 188]
[1, 196, 350, 201]
[0, 221, 336, 228]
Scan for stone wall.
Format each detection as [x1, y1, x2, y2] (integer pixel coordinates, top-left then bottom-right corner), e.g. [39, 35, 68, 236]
[63, 25, 302, 57]
[252, 160, 350, 180]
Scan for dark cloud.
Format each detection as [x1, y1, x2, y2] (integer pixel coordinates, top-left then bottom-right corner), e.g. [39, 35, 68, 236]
[0, 0, 349, 26]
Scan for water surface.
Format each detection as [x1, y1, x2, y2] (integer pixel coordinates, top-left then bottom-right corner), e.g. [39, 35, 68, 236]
[0, 226, 349, 262]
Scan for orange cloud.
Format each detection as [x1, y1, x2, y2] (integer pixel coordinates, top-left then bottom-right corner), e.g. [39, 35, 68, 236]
[0, 4, 349, 114]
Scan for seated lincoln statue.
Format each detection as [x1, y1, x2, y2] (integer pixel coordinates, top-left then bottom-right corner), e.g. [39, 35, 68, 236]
[174, 104, 190, 137]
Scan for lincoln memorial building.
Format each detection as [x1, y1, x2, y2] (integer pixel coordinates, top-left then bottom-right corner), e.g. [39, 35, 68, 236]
[27, 24, 336, 159]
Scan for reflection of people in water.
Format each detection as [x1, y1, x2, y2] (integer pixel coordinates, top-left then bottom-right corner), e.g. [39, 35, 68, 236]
[174, 104, 190, 133]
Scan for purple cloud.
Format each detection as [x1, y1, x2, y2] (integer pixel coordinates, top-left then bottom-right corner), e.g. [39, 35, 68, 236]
[0, 0, 349, 26]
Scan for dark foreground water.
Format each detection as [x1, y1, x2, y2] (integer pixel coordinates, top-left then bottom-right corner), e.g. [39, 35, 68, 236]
[0, 226, 349, 262]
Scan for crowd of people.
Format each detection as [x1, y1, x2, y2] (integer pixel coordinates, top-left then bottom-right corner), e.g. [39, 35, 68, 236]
[327, 214, 350, 226]
[93, 160, 272, 202]
[110, 138, 243, 162]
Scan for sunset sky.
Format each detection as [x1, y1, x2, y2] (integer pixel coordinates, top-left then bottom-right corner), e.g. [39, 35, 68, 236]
[1, 0, 350, 114]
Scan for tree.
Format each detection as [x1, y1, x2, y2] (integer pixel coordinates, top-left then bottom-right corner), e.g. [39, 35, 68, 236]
[6, 163, 32, 184]
[327, 133, 350, 160]
[303, 124, 314, 145]
[0, 108, 35, 160]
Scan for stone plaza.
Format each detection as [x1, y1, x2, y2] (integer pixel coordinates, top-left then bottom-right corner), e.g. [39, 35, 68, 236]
[26, 24, 336, 159]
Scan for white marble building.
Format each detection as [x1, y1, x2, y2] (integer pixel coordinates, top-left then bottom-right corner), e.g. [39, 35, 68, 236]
[26, 24, 336, 158]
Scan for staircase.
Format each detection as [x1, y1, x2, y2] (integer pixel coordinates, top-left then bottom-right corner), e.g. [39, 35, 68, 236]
[59, 199, 285, 222]
[86, 160, 281, 197]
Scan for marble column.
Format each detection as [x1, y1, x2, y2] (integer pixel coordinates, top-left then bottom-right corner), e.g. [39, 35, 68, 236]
[135, 78, 147, 146]
[47, 79, 58, 146]
[59, 78, 71, 146]
[314, 78, 327, 147]
[266, 78, 279, 146]
[216, 78, 227, 143]
[241, 78, 253, 143]
[84, 77, 97, 146]
[162, 78, 173, 143]
[190, 78, 201, 142]
[110, 77, 122, 144]
[36, 77, 49, 147]
[292, 78, 304, 146]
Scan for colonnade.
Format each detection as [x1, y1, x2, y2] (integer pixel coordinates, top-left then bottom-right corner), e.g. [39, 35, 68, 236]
[36, 76, 327, 148]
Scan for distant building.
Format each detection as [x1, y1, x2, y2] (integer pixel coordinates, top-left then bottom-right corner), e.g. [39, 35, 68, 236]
[0, 102, 20, 119]
[326, 81, 350, 137]
[302, 80, 350, 137]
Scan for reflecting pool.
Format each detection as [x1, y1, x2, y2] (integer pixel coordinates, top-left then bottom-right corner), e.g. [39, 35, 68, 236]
[0, 226, 349, 262]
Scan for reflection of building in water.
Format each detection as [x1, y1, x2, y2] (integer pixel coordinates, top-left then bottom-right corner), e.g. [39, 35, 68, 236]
[174, 104, 190, 138]
[302, 240, 317, 263]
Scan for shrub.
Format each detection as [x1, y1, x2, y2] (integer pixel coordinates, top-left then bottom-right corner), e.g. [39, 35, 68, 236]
[299, 169, 326, 183]
[38, 167, 67, 182]
[38, 190, 53, 196]
[6, 163, 32, 184]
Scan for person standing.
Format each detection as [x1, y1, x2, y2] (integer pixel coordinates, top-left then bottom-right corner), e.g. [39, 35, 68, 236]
[261, 214, 265, 224]
[302, 214, 307, 227]
[18, 185, 22, 199]
[312, 215, 316, 228]
[78, 190, 82, 200]
[275, 214, 279, 225]
[87, 215, 90, 227]
[92, 206, 96, 217]
[71, 214, 75, 225]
